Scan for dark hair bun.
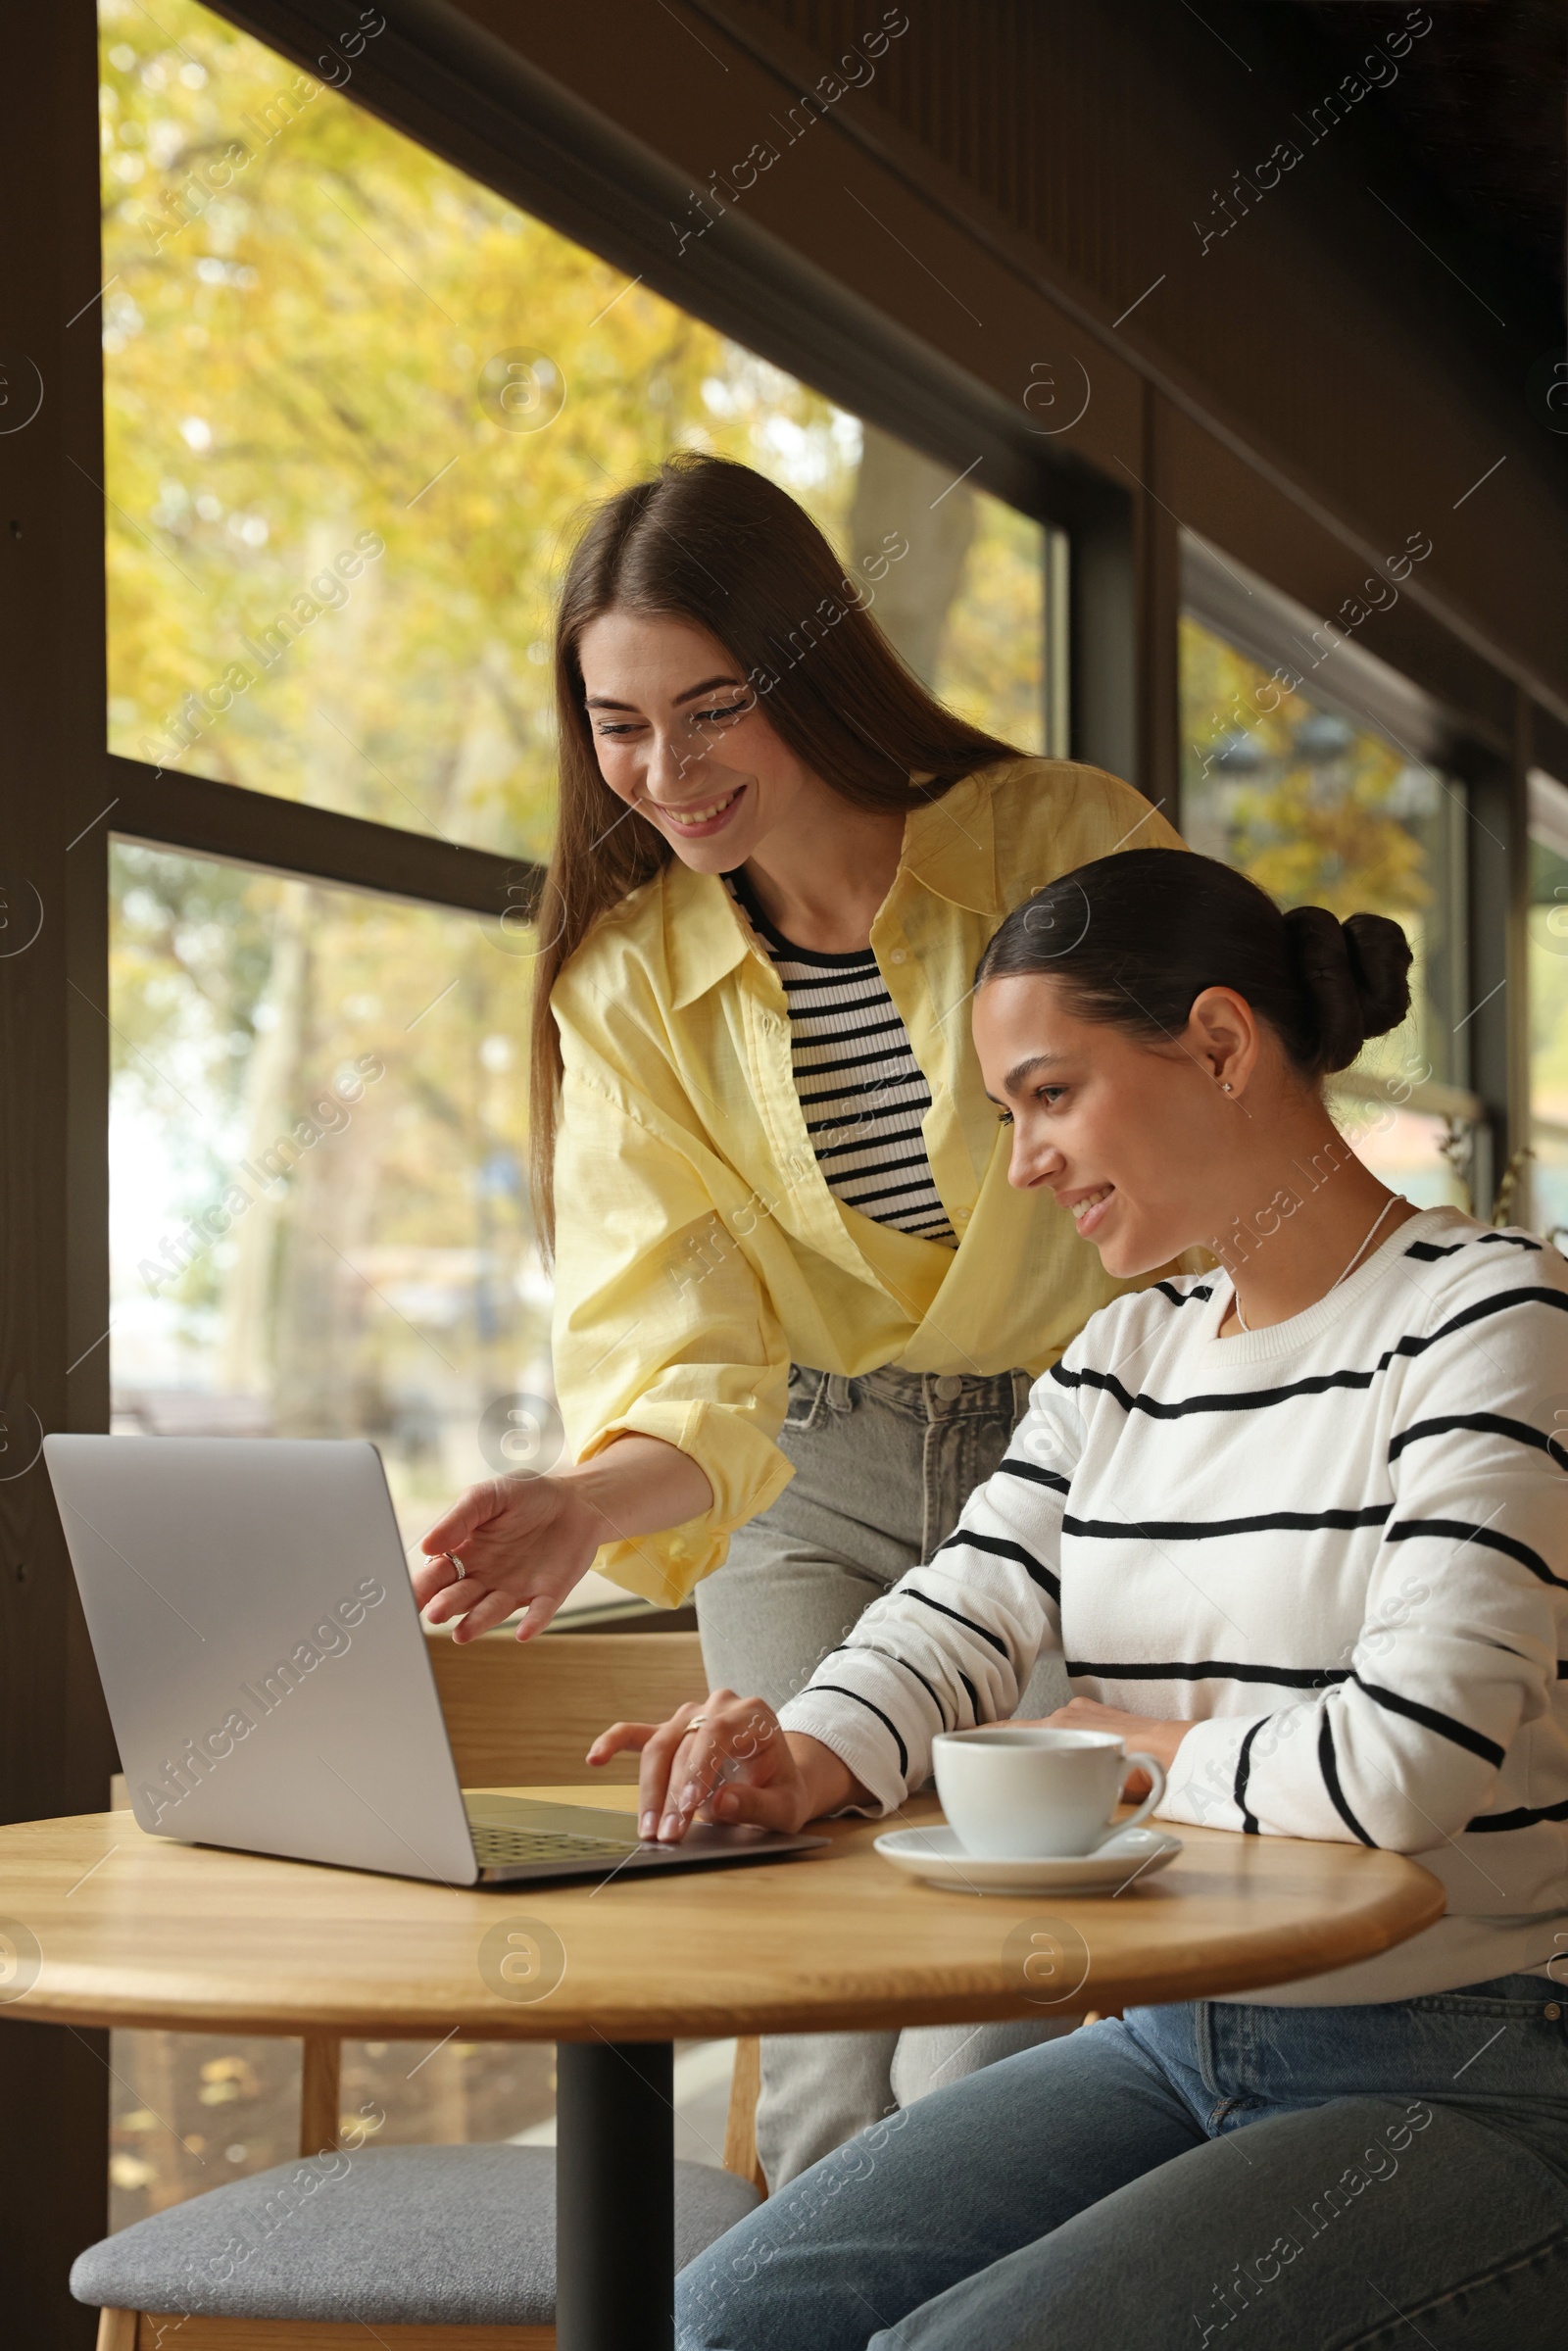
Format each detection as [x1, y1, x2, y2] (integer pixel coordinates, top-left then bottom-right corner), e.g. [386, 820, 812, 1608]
[1283, 905, 1412, 1074]
[1344, 911, 1416, 1036]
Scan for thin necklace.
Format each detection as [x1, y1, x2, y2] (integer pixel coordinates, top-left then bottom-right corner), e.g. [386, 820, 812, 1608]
[1233, 1195, 1404, 1335]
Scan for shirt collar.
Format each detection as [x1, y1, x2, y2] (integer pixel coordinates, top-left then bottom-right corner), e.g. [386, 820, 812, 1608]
[662, 767, 1003, 1008]
[664, 860, 755, 1010]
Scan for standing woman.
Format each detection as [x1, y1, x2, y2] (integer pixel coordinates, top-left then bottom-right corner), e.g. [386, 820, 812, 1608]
[415, 453, 1183, 2180]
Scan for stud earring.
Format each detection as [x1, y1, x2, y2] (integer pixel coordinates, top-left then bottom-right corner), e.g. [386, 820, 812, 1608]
[1220, 1082, 1233, 1093]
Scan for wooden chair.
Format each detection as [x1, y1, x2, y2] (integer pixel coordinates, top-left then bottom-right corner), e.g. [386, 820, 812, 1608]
[79, 1631, 766, 2350]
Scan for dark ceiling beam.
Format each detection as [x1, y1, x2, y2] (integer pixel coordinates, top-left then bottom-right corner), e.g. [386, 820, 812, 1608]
[669, 0, 1568, 730]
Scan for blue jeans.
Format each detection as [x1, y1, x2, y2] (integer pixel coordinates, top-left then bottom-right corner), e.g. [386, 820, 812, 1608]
[676, 1976, 1568, 2348]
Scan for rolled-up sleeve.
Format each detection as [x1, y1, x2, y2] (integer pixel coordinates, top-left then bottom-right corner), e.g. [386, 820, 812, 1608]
[551, 1046, 794, 1608]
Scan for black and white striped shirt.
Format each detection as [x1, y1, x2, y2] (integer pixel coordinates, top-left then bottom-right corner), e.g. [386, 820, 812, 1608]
[781, 1205, 1568, 2004]
[727, 871, 955, 1246]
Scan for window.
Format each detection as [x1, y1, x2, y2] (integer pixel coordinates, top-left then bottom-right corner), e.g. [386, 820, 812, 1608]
[100, 0, 1061, 1561]
[100, 0, 1054, 867]
[109, 845, 547, 1543]
[1180, 535, 1474, 1208]
[1529, 768, 1568, 1243]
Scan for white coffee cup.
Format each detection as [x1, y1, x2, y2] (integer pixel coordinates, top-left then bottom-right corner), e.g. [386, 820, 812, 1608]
[931, 1726, 1167, 1859]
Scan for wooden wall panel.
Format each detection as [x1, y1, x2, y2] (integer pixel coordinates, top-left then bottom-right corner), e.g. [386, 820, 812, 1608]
[0, 4, 119, 2340]
[695, 0, 1568, 730]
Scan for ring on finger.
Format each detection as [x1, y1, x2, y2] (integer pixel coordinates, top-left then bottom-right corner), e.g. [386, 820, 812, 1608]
[685, 1713, 708, 1732]
[450, 1555, 467, 1582]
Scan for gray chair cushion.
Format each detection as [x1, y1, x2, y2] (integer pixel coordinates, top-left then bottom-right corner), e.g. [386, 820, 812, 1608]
[71, 2144, 760, 2325]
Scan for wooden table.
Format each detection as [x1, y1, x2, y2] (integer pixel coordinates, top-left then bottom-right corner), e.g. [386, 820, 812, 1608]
[0, 1788, 1445, 2350]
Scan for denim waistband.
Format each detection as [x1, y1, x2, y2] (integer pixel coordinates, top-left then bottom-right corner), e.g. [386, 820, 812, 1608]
[1126, 1973, 1568, 2122]
[791, 1360, 1033, 1424]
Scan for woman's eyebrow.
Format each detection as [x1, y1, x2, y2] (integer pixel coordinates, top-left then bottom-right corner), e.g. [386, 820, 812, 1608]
[583, 674, 743, 712]
[1002, 1052, 1064, 1093]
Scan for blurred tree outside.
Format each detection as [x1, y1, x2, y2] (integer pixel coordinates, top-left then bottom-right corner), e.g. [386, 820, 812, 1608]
[109, 846, 539, 1541]
[99, 0, 1043, 857]
[108, 2015, 560, 2229]
[1180, 612, 1468, 1206]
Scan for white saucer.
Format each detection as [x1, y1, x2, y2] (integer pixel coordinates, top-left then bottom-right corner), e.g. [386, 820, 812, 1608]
[873, 1824, 1183, 1895]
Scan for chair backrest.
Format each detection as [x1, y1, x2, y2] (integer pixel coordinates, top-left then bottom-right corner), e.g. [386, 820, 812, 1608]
[424, 1627, 709, 1786]
[417, 1624, 765, 2193]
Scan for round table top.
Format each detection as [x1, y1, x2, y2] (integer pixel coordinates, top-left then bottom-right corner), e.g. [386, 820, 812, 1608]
[0, 1788, 1446, 2041]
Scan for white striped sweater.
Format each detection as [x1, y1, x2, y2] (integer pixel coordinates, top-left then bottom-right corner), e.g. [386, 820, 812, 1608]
[726, 870, 955, 1245]
[779, 1205, 1568, 2003]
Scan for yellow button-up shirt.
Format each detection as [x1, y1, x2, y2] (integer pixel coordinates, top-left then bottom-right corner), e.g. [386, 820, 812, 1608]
[550, 757, 1183, 1605]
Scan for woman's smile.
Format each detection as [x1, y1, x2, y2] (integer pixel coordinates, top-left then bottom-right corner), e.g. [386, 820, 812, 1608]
[648, 782, 748, 838]
[1063, 1182, 1116, 1236]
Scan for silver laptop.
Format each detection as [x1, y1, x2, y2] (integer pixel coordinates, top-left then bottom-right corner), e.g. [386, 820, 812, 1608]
[45, 1434, 826, 1886]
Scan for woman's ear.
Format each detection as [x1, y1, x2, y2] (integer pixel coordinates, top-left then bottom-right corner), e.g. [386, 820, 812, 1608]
[1185, 986, 1261, 1098]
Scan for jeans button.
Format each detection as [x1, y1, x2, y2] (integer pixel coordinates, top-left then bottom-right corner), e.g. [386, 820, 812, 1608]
[934, 1376, 964, 1400]
[1546, 2003, 1562, 2021]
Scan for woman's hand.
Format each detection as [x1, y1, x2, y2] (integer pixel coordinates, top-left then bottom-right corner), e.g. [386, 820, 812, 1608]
[587, 1690, 865, 1842]
[1028, 1696, 1189, 1798]
[415, 1434, 713, 1643]
[415, 1474, 608, 1642]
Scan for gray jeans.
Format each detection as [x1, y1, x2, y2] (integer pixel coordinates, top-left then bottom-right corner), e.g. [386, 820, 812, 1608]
[695, 1362, 1074, 2188]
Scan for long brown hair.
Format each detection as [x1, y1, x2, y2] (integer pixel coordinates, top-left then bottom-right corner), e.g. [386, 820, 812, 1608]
[529, 451, 1019, 1247]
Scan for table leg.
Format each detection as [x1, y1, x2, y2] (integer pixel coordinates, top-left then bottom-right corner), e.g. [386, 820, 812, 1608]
[556, 2038, 674, 2351]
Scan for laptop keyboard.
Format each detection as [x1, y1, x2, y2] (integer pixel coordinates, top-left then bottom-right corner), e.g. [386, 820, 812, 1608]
[469, 1824, 636, 1864]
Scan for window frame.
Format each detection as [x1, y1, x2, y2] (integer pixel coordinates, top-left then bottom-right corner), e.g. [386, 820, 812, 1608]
[1177, 529, 1534, 1216]
[82, 17, 1100, 1496]
[94, 0, 1100, 892]
[87, 0, 1095, 1462]
[86, 1, 1082, 1602]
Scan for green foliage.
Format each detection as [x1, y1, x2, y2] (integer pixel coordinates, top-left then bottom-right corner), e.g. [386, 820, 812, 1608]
[1178, 612, 1474, 1100]
[1179, 617, 1428, 918]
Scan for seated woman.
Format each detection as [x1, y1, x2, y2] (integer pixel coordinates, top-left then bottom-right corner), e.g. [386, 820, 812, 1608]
[591, 846, 1568, 2351]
